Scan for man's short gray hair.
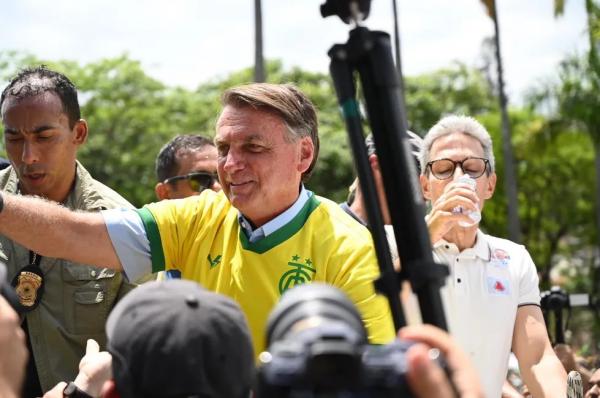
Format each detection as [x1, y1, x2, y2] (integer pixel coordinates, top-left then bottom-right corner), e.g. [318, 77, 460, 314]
[419, 115, 495, 175]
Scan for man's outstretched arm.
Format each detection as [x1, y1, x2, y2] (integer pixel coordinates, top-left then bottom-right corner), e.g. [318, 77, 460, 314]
[0, 192, 122, 270]
[513, 305, 567, 398]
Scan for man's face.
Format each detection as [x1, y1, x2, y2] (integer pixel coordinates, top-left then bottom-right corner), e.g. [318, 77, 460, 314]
[420, 132, 496, 211]
[1, 92, 86, 202]
[586, 369, 600, 398]
[166, 146, 221, 199]
[215, 104, 314, 227]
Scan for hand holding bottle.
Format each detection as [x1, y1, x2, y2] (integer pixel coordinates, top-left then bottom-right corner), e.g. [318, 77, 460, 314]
[452, 175, 481, 227]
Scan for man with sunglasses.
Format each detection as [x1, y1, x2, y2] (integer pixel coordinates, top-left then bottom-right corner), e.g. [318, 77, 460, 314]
[0, 82, 394, 360]
[154, 134, 221, 200]
[419, 115, 566, 397]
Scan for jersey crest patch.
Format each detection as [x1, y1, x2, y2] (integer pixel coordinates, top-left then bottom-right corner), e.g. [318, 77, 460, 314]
[278, 254, 316, 294]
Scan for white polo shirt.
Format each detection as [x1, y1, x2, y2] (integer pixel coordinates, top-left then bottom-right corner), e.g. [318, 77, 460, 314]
[434, 230, 541, 398]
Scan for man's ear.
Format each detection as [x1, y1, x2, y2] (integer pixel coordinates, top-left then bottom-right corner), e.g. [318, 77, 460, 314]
[483, 172, 497, 200]
[155, 182, 170, 200]
[297, 136, 314, 174]
[419, 174, 432, 201]
[72, 119, 88, 144]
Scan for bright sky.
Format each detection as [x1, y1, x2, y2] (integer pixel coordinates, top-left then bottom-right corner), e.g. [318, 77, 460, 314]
[1, 0, 588, 103]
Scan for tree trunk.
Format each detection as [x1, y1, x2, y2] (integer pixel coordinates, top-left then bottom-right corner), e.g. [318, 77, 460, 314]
[491, 0, 522, 242]
[254, 0, 265, 82]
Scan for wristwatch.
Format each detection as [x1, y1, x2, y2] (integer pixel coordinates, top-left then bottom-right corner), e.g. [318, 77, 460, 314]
[63, 381, 94, 398]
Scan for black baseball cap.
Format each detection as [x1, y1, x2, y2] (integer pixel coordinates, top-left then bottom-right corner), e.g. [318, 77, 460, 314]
[106, 280, 254, 398]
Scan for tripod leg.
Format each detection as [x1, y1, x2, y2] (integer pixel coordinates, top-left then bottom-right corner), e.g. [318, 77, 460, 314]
[329, 45, 407, 331]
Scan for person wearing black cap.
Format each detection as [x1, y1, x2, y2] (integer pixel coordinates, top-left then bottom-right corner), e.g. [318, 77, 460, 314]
[43, 279, 255, 398]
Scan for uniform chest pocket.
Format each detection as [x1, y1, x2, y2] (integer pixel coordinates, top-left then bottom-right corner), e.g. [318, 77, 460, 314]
[61, 264, 121, 335]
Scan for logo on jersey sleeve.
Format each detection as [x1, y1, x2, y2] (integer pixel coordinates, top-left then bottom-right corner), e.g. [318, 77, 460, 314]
[278, 254, 316, 294]
[207, 254, 222, 269]
[486, 276, 511, 296]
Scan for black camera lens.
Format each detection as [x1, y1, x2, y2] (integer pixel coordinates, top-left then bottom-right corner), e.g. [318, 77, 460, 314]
[265, 282, 368, 347]
[257, 284, 419, 397]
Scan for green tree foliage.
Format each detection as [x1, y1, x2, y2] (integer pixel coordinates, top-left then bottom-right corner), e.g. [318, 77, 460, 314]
[482, 109, 595, 286]
[0, 54, 353, 204]
[404, 62, 497, 134]
[0, 53, 508, 206]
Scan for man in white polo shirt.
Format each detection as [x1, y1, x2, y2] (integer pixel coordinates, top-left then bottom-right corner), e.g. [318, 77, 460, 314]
[419, 115, 566, 397]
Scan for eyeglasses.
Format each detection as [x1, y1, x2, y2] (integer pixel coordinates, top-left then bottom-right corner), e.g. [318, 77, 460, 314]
[164, 172, 218, 193]
[426, 157, 489, 180]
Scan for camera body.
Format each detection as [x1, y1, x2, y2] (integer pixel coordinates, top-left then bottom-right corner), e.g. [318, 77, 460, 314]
[257, 335, 412, 397]
[540, 286, 570, 312]
[540, 286, 591, 345]
[256, 283, 413, 398]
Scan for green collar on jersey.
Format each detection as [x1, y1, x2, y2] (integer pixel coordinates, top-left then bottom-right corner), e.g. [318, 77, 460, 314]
[240, 194, 320, 254]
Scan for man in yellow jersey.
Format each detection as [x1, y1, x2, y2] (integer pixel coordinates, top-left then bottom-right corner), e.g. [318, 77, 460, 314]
[0, 83, 394, 356]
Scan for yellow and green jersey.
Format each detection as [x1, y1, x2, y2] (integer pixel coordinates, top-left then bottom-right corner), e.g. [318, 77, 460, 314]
[137, 190, 394, 355]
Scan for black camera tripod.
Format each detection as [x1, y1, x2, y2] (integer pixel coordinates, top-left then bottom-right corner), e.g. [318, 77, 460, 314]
[321, 0, 449, 332]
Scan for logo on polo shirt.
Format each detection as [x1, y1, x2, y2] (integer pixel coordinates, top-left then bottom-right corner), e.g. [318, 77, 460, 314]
[487, 276, 510, 295]
[490, 248, 510, 268]
[278, 254, 316, 294]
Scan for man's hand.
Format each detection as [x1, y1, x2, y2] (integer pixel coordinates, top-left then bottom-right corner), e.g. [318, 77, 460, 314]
[42, 382, 67, 398]
[44, 339, 112, 398]
[73, 339, 112, 397]
[399, 324, 484, 398]
[426, 179, 479, 243]
[0, 295, 28, 398]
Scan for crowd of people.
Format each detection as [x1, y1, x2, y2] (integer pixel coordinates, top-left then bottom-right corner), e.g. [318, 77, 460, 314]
[0, 65, 596, 397]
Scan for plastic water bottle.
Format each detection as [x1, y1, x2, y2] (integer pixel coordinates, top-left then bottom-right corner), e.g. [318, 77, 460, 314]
[452, 175, 481, 227]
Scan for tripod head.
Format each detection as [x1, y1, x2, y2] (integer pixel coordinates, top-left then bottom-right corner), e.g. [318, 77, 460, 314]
[320, 0, 371, 24]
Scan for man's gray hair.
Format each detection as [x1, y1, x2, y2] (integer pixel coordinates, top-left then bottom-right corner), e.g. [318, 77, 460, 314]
[419, 115, 495, 175]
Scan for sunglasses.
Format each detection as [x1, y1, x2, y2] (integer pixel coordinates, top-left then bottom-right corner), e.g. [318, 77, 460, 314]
[164, 172, 218, 193]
